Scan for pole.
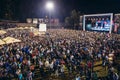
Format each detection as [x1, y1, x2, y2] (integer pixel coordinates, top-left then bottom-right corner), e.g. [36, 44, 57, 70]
[49, 11, 51, 29]
[83, 15, 85, 31]
[109, 13, 113, 34]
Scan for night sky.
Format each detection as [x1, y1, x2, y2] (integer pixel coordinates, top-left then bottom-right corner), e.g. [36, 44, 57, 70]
[0, 0, 120, 22]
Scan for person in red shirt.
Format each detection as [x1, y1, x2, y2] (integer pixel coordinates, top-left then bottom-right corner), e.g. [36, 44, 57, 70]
[87, 61, 92, 69]
[30, 64, 35, 77]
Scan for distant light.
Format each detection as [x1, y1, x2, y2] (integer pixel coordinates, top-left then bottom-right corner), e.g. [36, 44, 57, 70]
[46, 1, 54, 10]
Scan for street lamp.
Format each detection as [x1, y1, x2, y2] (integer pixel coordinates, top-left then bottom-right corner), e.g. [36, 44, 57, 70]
[46, 1, 54, 29]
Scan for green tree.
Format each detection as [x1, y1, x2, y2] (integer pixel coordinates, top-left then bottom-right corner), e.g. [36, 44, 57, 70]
[65, 9, 81, 29]
[65, 17, 71, 26]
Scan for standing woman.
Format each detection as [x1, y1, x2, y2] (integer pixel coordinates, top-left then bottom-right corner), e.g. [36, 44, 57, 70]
[18, 71, 23, 80]
[27, 70, 32, 80]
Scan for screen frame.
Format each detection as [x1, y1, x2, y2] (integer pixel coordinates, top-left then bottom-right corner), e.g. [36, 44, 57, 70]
[83, 13, 113, 33]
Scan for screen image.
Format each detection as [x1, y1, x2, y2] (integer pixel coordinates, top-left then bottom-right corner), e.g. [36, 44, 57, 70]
[83, 13, 113, 33]
[85, 18, 111, 31]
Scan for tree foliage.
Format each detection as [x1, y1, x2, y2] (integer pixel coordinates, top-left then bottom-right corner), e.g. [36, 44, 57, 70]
[65, 9, 80, 29]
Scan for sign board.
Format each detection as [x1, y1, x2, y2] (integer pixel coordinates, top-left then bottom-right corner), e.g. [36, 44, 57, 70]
[39, 18, 44, 23]
[39, 24, 47, 32]
[26, 18, 32, 23]
[33, 18, 38, 24]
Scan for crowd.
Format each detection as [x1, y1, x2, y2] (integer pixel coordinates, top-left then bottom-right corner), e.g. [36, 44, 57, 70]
[0, 23, 17, 29]
[0, 27, 120, 80]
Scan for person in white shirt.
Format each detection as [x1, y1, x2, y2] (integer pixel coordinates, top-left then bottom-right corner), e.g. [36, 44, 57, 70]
[45, 60, 50, 68]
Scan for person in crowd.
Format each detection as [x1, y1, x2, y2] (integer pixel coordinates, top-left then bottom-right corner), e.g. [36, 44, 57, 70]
[0, 27, 120, 80]
[75, 74, 81, 80]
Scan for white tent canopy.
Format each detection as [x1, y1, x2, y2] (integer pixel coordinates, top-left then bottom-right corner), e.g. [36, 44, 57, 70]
[2, 37, 21, 44]
[0, 39, 5, 45]
[0, 30, 6, 35]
